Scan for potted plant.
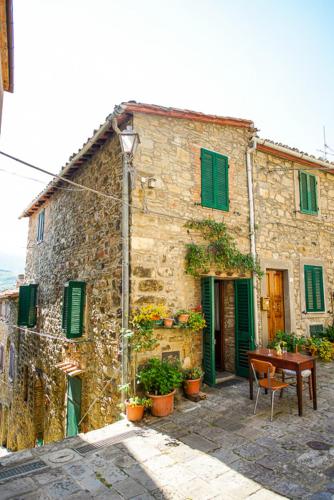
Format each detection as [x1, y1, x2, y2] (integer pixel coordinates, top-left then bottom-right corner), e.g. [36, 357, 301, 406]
[183, 367, 204, 396]
[163, 317, 174, 328]
[187, 310, 206, 332]
[138, 358, 183, 417]
[125, 396, 152, 422]
[176, 309, 190, 324]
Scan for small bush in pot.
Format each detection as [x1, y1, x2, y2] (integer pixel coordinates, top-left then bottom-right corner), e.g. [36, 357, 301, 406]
[183, 367, 204, 396]
[125, 396, 152, 422]
[187, 311, 206, 332]
[138, 358, 183, 416]
[176, 309, 190, 324]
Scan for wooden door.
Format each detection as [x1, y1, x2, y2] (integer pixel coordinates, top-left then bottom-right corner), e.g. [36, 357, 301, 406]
[266, 270, 285, 341]
[235, 279, 255, 377]
[66, 377, 82, 437]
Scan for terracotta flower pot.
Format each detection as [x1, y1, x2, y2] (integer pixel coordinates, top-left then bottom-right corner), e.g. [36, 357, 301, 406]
[164, 318, 174, 328]
[184, 378, 201, 396]
[178, 314, 189, 324]
[126, 404, 145, 422]
[149, 390, 176, 417]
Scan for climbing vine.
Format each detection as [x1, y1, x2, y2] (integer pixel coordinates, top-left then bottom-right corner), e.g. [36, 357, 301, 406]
[184, 219, 263, 278]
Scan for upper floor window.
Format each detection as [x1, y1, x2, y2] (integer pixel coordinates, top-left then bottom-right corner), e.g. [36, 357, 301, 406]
[304, 265, 324, 312]
[201, 149, 229, 211]
[18, 284, 38, 327]
[62, 281, 86, 338]
[37, 209, 45, 242]
[299, 171, 318, 215]
[0, 345, 4, 372]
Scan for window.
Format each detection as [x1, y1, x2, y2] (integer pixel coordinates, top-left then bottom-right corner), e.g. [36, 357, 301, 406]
[0, 345, 4, 372]
[62, 281, 86, 338]
[299, 171, 318, 214]
[201, 148, 229, 211]
[37, 209, 45, 242]
[304, 265, 325, 312]
[310, 324, 324, 338]
[8, 344, 15, 381]
[18, 284, 38, 327]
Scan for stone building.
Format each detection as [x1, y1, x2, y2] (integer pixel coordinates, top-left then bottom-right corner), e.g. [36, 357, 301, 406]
[4, 101, 334, 450]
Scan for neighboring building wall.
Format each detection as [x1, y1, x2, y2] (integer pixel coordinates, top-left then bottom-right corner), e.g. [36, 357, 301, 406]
[253, 150, 334, 345]
[10, 134, 123, 449]
[0, 293, 18, 449]
[130, 112, 253, 366]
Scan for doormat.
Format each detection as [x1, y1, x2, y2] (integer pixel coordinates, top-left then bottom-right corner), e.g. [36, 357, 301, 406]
[214, 378, 245, 389]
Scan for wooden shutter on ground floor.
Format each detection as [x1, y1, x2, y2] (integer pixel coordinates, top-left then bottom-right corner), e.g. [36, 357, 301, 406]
[235, 279, 254, 377]
[201, 277, 215, 386]
[304, 265, 324, 312]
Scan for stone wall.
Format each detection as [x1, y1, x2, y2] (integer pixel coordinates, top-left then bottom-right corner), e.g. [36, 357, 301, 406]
[129, 112, 252, 366]
[253, 150, 334, 344]
[8, 133, 124, 450]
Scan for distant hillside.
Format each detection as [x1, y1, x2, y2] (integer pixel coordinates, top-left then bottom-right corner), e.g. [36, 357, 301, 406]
[0, 269, 16, 292]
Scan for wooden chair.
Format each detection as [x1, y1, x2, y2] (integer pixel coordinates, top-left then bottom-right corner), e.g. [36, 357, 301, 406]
[281, 345, 312, 400]
[251, 359, 289, 421]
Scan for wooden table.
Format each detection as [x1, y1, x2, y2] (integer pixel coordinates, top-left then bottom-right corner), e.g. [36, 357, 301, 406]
[247, 349, 317, 417]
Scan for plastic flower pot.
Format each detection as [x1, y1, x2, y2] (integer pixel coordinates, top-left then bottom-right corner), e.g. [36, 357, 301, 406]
[126, 403, 145, 422]
[184, 378, 201, 396]
[149, 390, 176, 417]
[163, 318, 174, 328]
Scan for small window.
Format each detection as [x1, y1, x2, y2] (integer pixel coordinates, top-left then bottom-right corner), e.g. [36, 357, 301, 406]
[37, 209, 45, 242]
[18, 284, 38, 327]
[310, 324, 324, 338]
[304, 265, 325, 312]
[299, 171, 318, 214]
[0, 345, 4, 372]
[8, 344, 15, 381]
[62, 281, 86, 338]
[201, 149, 229, 211]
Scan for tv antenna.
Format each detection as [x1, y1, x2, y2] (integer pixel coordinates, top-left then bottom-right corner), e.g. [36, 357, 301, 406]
[317, 126, 334, 160]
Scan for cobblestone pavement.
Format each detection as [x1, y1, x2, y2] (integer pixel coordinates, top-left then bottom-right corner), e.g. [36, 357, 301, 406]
[1, 362, 334, 499]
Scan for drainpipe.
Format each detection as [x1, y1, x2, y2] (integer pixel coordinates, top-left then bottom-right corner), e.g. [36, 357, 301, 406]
[246, 136, 259, 346]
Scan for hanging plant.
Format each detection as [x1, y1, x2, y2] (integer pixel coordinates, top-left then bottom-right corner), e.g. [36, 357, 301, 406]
[185, 219, 263, 278]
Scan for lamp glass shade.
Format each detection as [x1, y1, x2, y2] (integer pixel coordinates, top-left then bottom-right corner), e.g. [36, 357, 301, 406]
[119, 126, 139, 155]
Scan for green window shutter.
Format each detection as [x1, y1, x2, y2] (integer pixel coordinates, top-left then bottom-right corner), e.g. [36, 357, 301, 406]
[304, 265, 324, 312]
[299, 171, 318, 215]
[201, 149, 229, 211]
[201, 149, 215, 208]
[235, 279, 254, 377]
[18, 284, 38, 327]
[37, 210, 45, 242]
[63, 281, 85, 338]
[66, 376, 82, 437]
[201, 277, 215, 386]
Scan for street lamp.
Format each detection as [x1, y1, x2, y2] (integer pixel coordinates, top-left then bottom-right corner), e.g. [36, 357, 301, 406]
[118, 125, 140, 156]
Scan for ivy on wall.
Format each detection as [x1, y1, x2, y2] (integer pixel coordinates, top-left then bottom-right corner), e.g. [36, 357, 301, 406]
[184, 219, 263, 278]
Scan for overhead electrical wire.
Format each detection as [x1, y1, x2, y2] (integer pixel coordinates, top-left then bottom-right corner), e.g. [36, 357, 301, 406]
[0, 319, 94, 343]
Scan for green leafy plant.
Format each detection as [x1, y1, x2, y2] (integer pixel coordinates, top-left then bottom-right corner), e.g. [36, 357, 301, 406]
[324, 325, 334, 342]
[187, 311, 206, 332]
[317, 339, 334, 362]
[126, 396, 152, 408]
[138, 358, 183, 395]
[268, 331, 306, 353]
[176, 309, 189, 316]
[183, 366, 204, 380]
[185, 219, 263, 278]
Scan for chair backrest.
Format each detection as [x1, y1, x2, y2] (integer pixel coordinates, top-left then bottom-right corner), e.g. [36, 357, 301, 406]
[251, 359, 275, 388]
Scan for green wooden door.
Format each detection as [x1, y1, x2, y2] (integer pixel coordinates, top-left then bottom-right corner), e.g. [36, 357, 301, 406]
[235, 279, 255, 377]
[201, 277, 215, 386]
[66, 377, 82, 437]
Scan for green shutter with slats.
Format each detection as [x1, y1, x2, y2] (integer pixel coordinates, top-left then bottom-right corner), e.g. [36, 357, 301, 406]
[235, 279, 254, 377]
[62, 281, 85, 338]
[18, 284, 38, 327]
[304, 265, 324, 312]
[201, 149, 229, 211]
[299, 171, 318, 214]
[201, 277, 215, 386]
[66, 376, 82, 437]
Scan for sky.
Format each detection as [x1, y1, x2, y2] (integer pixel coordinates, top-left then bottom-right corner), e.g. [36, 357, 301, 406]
[0, 0, 333, 273]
